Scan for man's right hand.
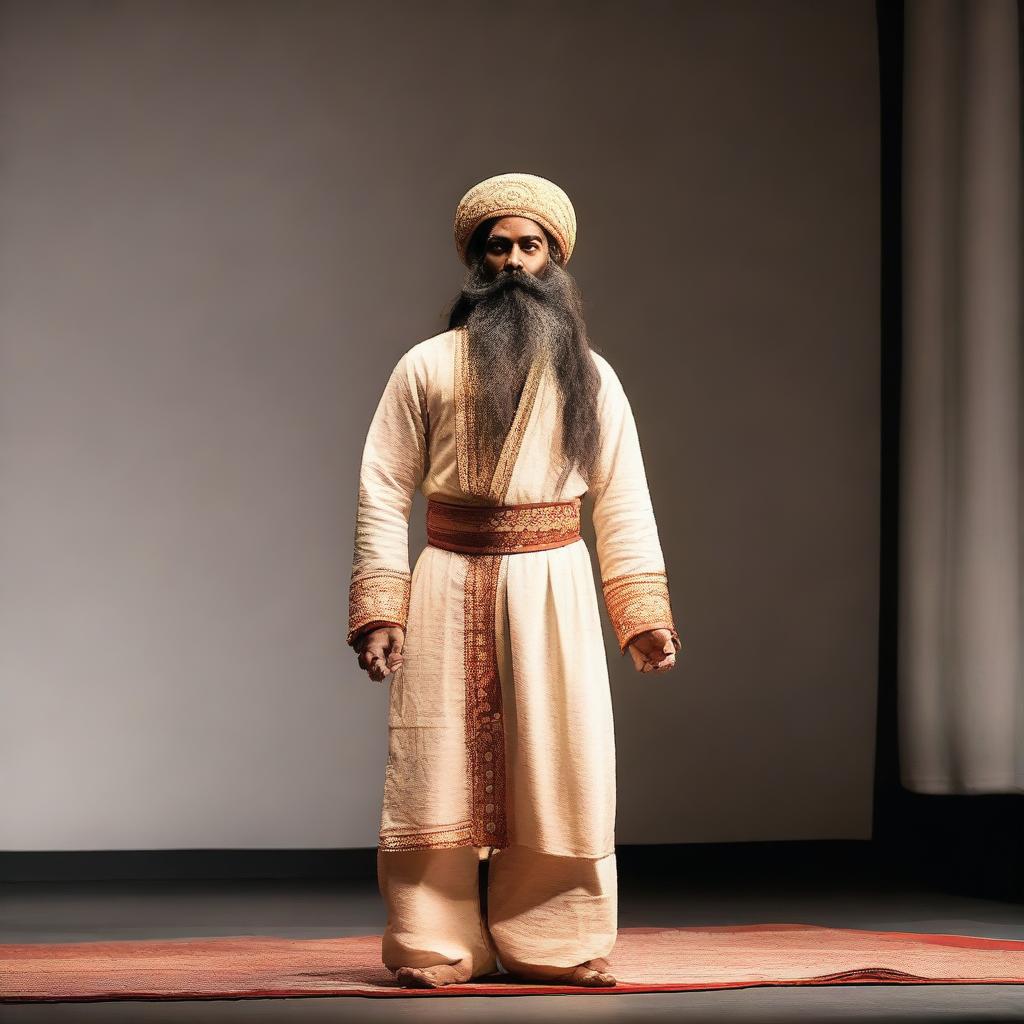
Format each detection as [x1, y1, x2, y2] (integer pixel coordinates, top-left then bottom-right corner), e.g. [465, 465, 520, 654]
[356, 626, 405, 683]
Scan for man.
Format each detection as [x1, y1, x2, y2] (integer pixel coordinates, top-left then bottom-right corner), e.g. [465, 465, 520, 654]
[347, 172, 681, 988]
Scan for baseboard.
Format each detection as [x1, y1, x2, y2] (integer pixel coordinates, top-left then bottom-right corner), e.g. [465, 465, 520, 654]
[0, 839, 884, 884]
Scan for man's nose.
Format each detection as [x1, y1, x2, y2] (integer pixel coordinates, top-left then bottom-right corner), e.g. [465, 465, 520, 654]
[505, 247, 524, 270]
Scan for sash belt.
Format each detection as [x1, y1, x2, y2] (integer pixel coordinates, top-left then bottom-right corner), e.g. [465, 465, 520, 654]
[426, 496, 582, 554]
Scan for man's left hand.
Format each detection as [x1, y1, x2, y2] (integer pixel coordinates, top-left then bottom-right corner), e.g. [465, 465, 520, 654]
[627, 628, 679, 674]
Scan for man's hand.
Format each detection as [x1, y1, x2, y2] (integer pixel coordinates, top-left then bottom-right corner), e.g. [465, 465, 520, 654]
[356, 626, 405, 683]
[627, 628, 679, 674]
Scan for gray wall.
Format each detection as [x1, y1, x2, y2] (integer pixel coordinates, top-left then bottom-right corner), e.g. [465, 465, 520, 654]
[0, 0, 879, 850]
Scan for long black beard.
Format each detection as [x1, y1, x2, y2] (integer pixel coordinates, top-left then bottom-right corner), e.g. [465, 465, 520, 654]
[447, 259, 602, 495]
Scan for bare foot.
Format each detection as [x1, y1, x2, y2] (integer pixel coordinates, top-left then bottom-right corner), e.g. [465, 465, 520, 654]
[514, 956, 617, 987]
[566, 957, 617, 986]
[394, 959, 473, 988]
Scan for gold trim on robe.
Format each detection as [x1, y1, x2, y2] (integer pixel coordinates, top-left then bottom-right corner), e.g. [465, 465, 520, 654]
[347, 568, 412, 649]
[601, 569, 682, 655]
[378, 819, 473, 850]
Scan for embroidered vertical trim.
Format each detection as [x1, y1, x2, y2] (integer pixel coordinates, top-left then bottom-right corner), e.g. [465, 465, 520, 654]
[487, 353, 547, 502]
[464, 553, 508, 848]
[601, 569, 681, 655]
[454, 327, 475, 497]
[347, 568, 412, 648]
[453, 326, 548, 501]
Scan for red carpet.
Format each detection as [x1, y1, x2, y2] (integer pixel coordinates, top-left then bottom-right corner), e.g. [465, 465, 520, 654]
[3, 923, 1023, 1002]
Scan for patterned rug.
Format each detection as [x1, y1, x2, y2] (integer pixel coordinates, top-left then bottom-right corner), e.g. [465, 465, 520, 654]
[3, 923, 1023, 1002]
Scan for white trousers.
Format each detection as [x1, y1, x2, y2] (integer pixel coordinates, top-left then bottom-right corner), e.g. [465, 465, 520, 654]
[377, 843, 618, 979]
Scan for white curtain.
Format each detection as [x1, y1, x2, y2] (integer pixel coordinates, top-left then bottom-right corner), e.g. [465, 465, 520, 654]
[900, 0, 1022, 793]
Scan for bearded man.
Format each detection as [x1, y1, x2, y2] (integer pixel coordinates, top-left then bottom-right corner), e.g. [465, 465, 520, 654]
[346, 172, 681, 988]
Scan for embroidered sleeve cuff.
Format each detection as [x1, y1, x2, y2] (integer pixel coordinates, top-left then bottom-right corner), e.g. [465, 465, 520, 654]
[601, 570, 681, 655]
[347, 568, 412, 649]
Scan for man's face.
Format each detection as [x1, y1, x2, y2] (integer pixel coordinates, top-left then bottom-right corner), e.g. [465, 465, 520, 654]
[482, 216, 551, 279]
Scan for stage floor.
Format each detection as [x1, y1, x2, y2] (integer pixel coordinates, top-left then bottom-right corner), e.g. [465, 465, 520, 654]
[3, 846, 1022, 1022]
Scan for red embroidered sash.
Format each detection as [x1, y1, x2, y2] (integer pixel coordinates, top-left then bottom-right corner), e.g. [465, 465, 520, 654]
[426, 496, 581, 555]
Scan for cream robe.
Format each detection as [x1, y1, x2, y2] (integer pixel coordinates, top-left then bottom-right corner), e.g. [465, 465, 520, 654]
[348, 326, 679, 860]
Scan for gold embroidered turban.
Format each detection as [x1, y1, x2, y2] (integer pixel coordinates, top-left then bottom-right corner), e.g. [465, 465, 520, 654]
[453, 172, 577, 266]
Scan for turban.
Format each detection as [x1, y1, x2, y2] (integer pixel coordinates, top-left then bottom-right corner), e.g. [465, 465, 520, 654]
[453, 172, 577, 266]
